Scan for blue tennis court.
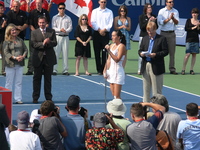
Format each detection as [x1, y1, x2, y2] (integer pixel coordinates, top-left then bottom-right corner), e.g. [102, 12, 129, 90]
[1, 74, 199, 123]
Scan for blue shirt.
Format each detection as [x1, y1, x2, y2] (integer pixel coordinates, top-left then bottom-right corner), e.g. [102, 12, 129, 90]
[177, 119, 200, 150]
[61, 114, 92, 150]
[146, 37, 155, 61]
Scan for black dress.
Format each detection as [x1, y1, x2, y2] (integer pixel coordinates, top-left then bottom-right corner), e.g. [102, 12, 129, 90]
[74, 25, 92, 57]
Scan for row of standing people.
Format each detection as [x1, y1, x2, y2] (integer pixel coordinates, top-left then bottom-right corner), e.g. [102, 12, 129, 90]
[1, 0, 199, 77]
[2, 94, 200, 150]
[1, 0, 200, 104]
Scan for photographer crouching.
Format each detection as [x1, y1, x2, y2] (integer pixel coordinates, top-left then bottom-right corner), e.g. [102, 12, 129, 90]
[37, 100, 67, 150]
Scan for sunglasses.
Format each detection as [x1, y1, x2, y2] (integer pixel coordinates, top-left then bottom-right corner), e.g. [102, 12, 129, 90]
[59, 7, 65, 10]
[120, 10, 125, 12]
[101, 1, 106, 3]
[167, 1, 174, 3]
[82, 19, 87, 20]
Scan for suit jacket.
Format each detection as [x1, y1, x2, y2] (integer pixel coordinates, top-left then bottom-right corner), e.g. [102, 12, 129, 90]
[0, 104, 10, 150]
[31, 28, 57, 67]
[3, 37, 28, 67]
[138, 34, 168, 75]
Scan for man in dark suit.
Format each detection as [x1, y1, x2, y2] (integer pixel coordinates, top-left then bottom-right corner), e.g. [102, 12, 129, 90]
[0, 104, 10, 150]
[26, 0, 50, 75]
[138, 21, 168, 104]
[31, 16, 57, 103]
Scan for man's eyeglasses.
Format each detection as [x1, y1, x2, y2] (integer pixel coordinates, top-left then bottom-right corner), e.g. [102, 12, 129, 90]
[59, 7, 65, 10]
[167, 1, 174, 3]
[101, 1, 106, 3]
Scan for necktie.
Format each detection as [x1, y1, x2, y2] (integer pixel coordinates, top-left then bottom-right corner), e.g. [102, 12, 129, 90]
[42, 29, 46, 55]
[42, 29, 46, 38]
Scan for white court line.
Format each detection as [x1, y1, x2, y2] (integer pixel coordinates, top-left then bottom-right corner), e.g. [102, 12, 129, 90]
[127, 74, 200, 98]
[75, 75, 142, 98]
[74, 75, 187, 112]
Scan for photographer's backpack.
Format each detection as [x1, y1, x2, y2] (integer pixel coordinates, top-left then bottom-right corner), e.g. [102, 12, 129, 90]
[156, 130, 174, 150]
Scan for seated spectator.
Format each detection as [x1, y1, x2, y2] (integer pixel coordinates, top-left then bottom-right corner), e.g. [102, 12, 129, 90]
[61, 95, 91, 150]
[151, 94, 181, 149]
[127, 102, 165, 150]
[37, 100, 67, 150]
[9, 110, 42, 150]
[177, 103, 200, 150]
[85, 112, 124, 150]
[106, 98, 131, 150]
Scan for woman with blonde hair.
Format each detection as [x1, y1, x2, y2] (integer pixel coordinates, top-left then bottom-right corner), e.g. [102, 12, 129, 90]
[74, 14, 92, 76]
[3, 24, 28, 104]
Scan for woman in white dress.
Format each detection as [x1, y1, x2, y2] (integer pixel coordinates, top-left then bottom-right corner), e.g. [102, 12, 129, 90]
[103, 30, 126, 99]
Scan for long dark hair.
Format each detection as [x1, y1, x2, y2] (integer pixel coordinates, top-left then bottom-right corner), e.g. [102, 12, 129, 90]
[114, 30, 126, 46]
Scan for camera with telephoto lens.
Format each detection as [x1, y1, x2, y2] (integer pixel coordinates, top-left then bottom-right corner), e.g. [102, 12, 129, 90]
[32, 119, 40, 133]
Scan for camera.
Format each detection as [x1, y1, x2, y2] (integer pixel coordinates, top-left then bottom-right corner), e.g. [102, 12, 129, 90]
[78, 107, 87, 118]
[143, 105, 148, 119]
[32, 119, 40, 133]
[54, 105, 58, 113]
[102, 112, 110, 125]
[90, 112, 110, 125]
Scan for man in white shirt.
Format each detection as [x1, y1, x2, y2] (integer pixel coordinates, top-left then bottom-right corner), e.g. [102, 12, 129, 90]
[9, 111, 42, 150]
[157, 0, 179, 75]
[52, 2, 72, 75]
[91, 0, 113, 75]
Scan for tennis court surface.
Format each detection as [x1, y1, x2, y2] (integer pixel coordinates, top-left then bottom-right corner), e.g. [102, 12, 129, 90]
[1, 73, 199, 123]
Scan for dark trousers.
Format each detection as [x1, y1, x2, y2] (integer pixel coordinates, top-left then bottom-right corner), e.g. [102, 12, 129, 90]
[32, 56, 53, 100]
[0, 41, 5, 73]
[93, 31, 109, 73]
[27, 34, 34, 73]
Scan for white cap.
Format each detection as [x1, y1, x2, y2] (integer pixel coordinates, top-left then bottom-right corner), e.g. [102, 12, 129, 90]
[29, 109, 42, 123]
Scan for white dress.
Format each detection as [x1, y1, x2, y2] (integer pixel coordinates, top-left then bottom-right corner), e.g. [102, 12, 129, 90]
[107, 44, 125, 85]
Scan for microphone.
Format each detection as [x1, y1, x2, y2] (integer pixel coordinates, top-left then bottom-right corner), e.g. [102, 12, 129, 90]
[103, 42, 112, 52]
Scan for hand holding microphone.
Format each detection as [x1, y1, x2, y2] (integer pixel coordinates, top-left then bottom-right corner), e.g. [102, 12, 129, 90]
[103, 43, 112, 52]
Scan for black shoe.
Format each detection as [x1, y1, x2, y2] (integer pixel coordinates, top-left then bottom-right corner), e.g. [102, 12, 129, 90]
[62, 72, 70, 75]
[32, 100, 38, 104]
[26, 71, 33, 75]
[170, 71, 178, 75]
[52, 72, 57, 75]
[190, 70, 195, 75]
